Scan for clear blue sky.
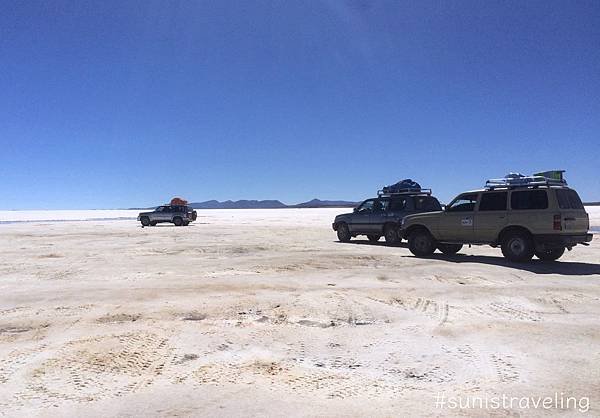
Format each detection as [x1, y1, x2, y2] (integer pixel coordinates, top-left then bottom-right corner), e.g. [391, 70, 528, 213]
[1, 0, 599, 209]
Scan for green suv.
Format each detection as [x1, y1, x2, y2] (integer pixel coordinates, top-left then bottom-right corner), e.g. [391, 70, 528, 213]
[400, 173, 592, 262]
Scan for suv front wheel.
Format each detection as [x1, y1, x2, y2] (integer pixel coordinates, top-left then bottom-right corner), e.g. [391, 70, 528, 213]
[408, 230, 436, 257]
[336, 223, 351, 242]
[535, 247, 565, 261]
[501, 231, 534, 262]
[384, 225, 400, 245]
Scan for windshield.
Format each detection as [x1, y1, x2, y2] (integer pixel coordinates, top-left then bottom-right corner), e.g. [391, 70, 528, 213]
[356, 200, 374, 213]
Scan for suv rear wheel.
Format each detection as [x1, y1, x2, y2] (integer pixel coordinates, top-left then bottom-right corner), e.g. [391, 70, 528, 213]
[367, 235, 380, 242]
[535, 247, 565, 261]
[408, 230, 436, 257]
[437, 243, 463, 255]
[501, 231, 534, 262]
[336, 223, 351, 242]
[384, 225, 400, 245]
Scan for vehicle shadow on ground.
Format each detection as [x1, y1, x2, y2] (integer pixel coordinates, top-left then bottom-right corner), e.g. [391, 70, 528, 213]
[406, 253, 600, 276]
[139, 224, 208, 228]
[337, 239, 409, 248]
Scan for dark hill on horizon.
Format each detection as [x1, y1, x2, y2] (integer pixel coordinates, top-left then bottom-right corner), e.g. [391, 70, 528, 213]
[190, 200, 287, 209]
[189, 199, 357, 209]
[290, 199, 358, 208]
[128, 199, 358, 210]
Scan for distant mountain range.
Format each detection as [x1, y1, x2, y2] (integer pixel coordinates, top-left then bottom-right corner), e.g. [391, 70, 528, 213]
[129, 198, 600, 210]
[189, 199, 358, 209]
[189, 200, 287, 209]
[129, 199, 358, 210]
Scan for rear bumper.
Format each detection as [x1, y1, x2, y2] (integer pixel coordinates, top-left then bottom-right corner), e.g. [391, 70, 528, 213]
[332, 223, 338, 231]
[534, 233, 593, 249]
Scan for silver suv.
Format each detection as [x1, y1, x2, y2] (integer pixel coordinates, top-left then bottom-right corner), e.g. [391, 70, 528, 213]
[137, 205, 197, 227]
[400, 173, 592, 261]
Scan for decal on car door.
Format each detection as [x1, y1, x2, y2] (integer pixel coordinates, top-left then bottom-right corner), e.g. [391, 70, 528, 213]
[461, 217, 473, 226]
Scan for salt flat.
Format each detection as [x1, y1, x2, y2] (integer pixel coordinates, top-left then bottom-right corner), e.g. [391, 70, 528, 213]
[0, 208, 599, 417]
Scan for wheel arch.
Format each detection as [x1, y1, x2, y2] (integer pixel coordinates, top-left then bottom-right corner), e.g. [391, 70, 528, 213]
[497, 225, 533, 245]
[333, 221, 347, 231]
[383, 221, 399, 232]
[403, 224, 432, 239]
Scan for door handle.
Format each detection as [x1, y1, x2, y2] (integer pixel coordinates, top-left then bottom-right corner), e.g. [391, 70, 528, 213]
[564, 217, 575, 221]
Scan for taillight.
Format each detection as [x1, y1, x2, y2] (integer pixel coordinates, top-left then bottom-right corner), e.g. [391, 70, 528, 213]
[553, 214, 562, 231]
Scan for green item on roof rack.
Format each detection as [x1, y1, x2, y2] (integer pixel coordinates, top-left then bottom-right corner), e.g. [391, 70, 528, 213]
[534, 170, 565, 181]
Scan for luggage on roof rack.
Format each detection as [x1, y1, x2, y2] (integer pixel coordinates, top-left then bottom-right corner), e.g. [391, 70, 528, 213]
[378, 179, 431, 196]
[378, 188, 432, 196]
[533, 170, 565, 181]
[485, 171, 567, 190]
[170, 197, 189, 206]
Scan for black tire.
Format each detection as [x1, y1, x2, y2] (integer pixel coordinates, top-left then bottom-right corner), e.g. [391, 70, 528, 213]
[408, 230, 436, 257]
[384, 224, 400, 245]
[438, 243, 463, 255]
[183, 221, 190, 226]
[501, 231, 534, 262]
[173, 217, 183, 226]
[140, 216, 150, 227]
[150, 221, 157, 226]
[535, 247, 565, 261]
[367, 235, 380, 242]
[336, 223, 351, 242]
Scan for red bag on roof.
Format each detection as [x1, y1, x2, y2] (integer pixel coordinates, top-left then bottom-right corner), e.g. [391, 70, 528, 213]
[170, 197, 188, 206]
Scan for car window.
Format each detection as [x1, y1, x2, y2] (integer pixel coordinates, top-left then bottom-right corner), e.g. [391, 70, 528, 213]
[567, 190, 584, 209]
[511, 190, 548, 210]
[479, 192, 507, 211]
[156, 206, 165, 212]
[446, 194, 478, 212]
[415, 196, 442, 211]
[357, 200, 374, 213]
[374, 199, 389, 212]
[388, 198, 406, 211]
[556, 189, 584, 210]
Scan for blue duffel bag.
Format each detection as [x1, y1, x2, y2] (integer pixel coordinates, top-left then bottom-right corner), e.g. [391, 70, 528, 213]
[382, 179, 422, 194]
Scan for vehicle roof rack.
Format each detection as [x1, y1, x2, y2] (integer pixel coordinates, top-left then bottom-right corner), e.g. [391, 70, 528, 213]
[377, 188, 432, 197]
[485, 175, 567, 190]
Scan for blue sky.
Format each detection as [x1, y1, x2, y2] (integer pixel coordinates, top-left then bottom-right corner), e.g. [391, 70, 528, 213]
[1, 0, 599, 209]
